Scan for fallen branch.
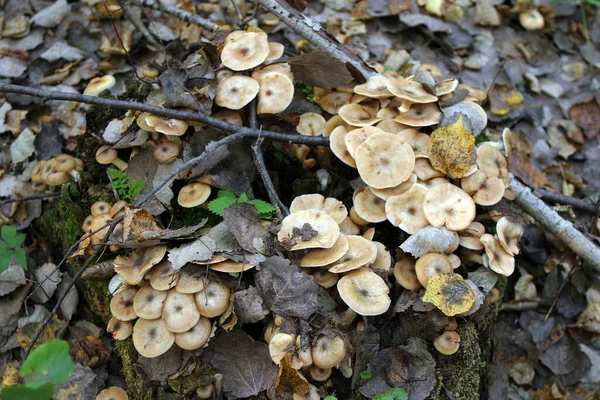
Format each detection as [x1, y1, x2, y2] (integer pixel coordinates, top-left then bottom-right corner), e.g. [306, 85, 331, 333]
[256, 0, 377, 80]
[511, 178, 600, 272]
[0, 192, 60, 206]
[0, 82, 329, 146]
[535, 188, 596, 213]
[136, 0, 219, 31]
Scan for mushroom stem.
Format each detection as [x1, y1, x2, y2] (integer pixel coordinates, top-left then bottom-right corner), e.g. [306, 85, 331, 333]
[510, 178, 600, 272]
[112, 158, 128, 171]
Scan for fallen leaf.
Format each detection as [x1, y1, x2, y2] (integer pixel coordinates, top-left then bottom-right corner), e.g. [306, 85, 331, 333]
[428, 114, 476, 178]
[289, 51, 354, 88]
[569, 100, 600, 139]
[274, 355, 310, 396]
[222, 203, 273, 255]
[54, 364, 98, 400]
[168, 236, 216, 270]
[10, 128, 35, 164]
[400, 226, 455, 257]
[422, 273, 475, 316]
[506, 129, 548, 188]
[234, 286, 267, 324]
[31, 263, 61, 304]
[488, 84, 523, 116]
[138, 345, 184, 381]
[68, 336, 110, 368]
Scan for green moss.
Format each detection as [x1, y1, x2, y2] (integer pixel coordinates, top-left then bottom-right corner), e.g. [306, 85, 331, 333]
[122, 80, 153, 102]
[115, 339, 156, 400]
[83, 280, 111, 321]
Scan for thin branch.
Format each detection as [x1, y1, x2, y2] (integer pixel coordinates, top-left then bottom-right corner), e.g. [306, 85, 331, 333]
[136, 0, 218, 31]
[121, 2, 162, 51]
[0, 192, 60, 206]
[255, 0, 377, 80]
[511, 178, 600, 272]
[0, 82, 329, 146]
[534, 188, 596, 213]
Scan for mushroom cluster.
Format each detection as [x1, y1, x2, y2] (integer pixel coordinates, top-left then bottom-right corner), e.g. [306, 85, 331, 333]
[77, 200, 127, 256]
[30, 154, 84, 191]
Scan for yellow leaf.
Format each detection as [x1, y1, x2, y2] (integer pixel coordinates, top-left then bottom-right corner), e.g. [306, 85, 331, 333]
[489, 84, 523, 116]
[275, 355, 310, 396]
[428, 114, 476, 178]
[422, 273, 475, 316]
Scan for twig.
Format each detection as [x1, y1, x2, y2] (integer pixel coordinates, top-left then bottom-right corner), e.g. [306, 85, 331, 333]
[121, 2, 162, 51]
[0, 192, 60, 206]
[0, 82, 329, 146]
[255, 0, 376, 80]
[136, 0, 218, 31]
[535, 188, 596, 213]
[545, 265, 578, 321]
[511, 178, 600, 272]
[499, 300, 541, 312]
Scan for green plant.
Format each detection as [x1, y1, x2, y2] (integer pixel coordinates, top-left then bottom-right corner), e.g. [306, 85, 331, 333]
[0, 225, 27, 273]
[208, 190, 277, 219]
[361, 370, 372, 379]
[324, 396, 337, 400]
[0, 340, 75, 400]
[300, 84, 314, 102]
[107, 167, 144, 202]
[373, 387, 408, 400]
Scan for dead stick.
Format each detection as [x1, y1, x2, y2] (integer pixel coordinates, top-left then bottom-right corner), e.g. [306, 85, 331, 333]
[535, 188, 596, 213]
[136, 0, 218, 31]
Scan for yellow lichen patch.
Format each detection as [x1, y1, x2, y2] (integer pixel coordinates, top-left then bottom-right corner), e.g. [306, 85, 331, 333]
[428, 114, 476, 178]
[488, 84, 523, 116]
[275, 355, 310, 396]
[422, 273, 475, 316]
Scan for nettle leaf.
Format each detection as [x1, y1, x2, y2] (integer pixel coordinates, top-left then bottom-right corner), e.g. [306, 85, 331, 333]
[217, 190, 236, 199]
[13, 248, 27, 270]
[207, 197, 237, 216]
[1, 226, 20, 248]
[0, 382, 55, 400]
[238, 193, 249, 203]
[249, 199, 276, 218]
[388, 388, 409, 400]
[0, 252, 13, 274]
[129, 179, 145, 199]
[21, 340, 75, 387]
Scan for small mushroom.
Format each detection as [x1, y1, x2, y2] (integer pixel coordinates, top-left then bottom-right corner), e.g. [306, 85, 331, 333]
[312, 270, 339, 288]
[265, 42, 285, 61]
[133, 286, 168, 319]
[393, 257, 421, 290]
[328, 235, 377, 273]
[162, 290, 201, 332]
[221, 31, 270, 71]
[385, 183, 429, 234]
[257, 72, 294, 114]
[476, 144, 508, 179]
[321, 92, 353, 114]
[480, 234, 515, 276]
[337, 268, 391, 316]
[434, 330, 460, 355]
[496, 217, 522, 256]
[394, 103, 442, 127]
[423, 182, 476, 231]
[353, 76, 393, 99]
[153, 141, 180, 163]
[269, 332, 296, 365]
[338, 104, 381, 127]
[461, 169, 487, 195]
[110, 288, 138, 321]
[354, 187, 387, 223]
[414, 158, 445, 181]
[301, 234, 350, 267]
[110, 200, 128, 217]
[84, 75, 116, 97]
[177, 182, 211, 208]
[145, 116, 188, 136]
[176, 265, 208, 293]
[96, 386, 128, 400]
[107, 317, 133, 340]
[196, 384, 214, 399]
[149, 260, 180, 291]
[194, 281, 231, 318]
[370, 241, 391, 272]
[312, 336, 346, 369]
[277, 210, 340, 250]
[519, 9, 544, 31]
[209, 260, 255, 273]
[215, 75, 260, 110]
[174, 316, 213, 350]
[415, 253, 453, 287]
[345, 126, 384, 158]
[371, 173, 417, 200]
[397, 128, 430, 158]
[289, 195, 347, 225]
[132, 318, 175, 358]
[91, 201, 111, 217]
[114, 245, 167, 285]
[473, 177, 505, 206]
[329, 126, 357, 168]
[297, 113, 326, 136]
[96, 145, 128, 171]
[386, 78, 438, 104]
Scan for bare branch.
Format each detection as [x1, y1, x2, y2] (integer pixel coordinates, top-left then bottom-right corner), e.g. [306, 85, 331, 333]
[535, 188, 596, 213]
[0, 82, 329, 146]
[136, 0, 219, 31]
[0, 192, 60, 206]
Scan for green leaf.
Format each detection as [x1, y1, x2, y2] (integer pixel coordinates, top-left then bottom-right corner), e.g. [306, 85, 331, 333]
[324, 396, 337, 400]
[217, 190, 236, 199]
[360, 370, 372, 379]
[207, 197, 237, 216]
[0, 240, 7, 252]
[21, 340, 75, 387]
[388, 388, 408, 400]
[373, 394, 393, 400]
[249, 199, 277, 217]
[129, 179, 145, 199]
[238, 193, 249, 203]
[107, 167, 124, 181]
[0, 382, 55, 400]
[1, 226, 19, 248]
[0, 251, 13, 274]
[13, 247, 27, 270]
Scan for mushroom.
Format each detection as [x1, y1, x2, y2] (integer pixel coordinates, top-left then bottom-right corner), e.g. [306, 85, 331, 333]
[132, 318, 175, 358]
[252, 63, 294, 82]
[153, 141, 180, 163]
[289, 194, 348, 224]
[345, 126, 384, 158]
[174, 316, 213, 350]
[458, 222, 485, 251]
[354, 187, 387, 223]
[196, 384, 214, 399]
[312, 336, 346, 369]
[480, 234, 515, 276]
[91, 201, 111, 217]
[461, 169, 487, 195]
[107, 317, 133, 340]
[194, 281, 231, 318]
[415, 253, 453, 287]
[349, 206, 370, 226]
[310, 366, 332, 382]
[496, 217, 522, 256]
[397, 129, 430, 158]
[51, 154, 79, 181]
[371, 173, 417, 200]
[301, 234, 350, 267]
[269, 332, 296, 365]
[312, 270, 339, 288]
[434, 330, 460, 355]
[257, 72, 294, 114]
[177, 182, 211, 208]
[362, 227, 375, 241]
[476, 144, 508, 179]
[414, 158, 445, 181]
[386, 78, 438, 104]
[370, 241, 391, 272]
[321, 92, 353, 114]
[447, 254, 461, 269]
[329, 126, 357, 168]
[423, 182, 476, 231]
[393, 257, 421, 290]
[96, 386, 128, 400]
[473, 177, 505, 206]
[215, 75, 260, 110]
[213, 109, 243, 125]
[385, 184, 429, 234]
[209, 260, 255, 273]
[110, 288, 138, 321]
[337, 268, 391, 316]
[328, 235, 377, 273]
[176, 265, 208, 293]
[277, 210, 340, 250]
[84, 75, 116, 97]
[376, 119, 410, 134]
[82, 215, 93, 232]
[96, 145, 128, 171]
[114, 245, 167, 285]
[354, 132, 415, 189]
[417, 64, 442, 80]
[133, 286, 168, 319]
[394, 103, 441, 127]
[266, 42, 285, 61]
[339, 216, 360, 236]
[377, 106, 399, 120]
[338, 104, 381, 127]
[519, 9, 544, 31]
[145, 116, 188, 136]
[353, 76, 393, 99]
[162, 290, 201, 332]
[149, 260, 180, 290]
[221, 31, 270, 71]
[110, 200, 128, 218]
[297, 113, 326, 136]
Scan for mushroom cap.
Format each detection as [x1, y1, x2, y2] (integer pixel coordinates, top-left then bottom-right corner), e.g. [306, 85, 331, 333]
[196, 384, 215, 400]
[301, 234, 349, 267]
[114, 245, 167, 285]
[414, 158, 445, 181]
[194, 281, 231, 318]
[269, 332, 295, 365]
[394, 103, 441, 127]
[312, 336, 347, 369]
[320, 92, 353, 114]
[376, 119, 410, 134]
[354, 132, 415, 189]
[328, 235, 377, 273]
[349, 206, 369, 226]
[215, 75, 260, 110]
[289, 194, 348, 224]
[132, 318, 175, 358]
[370, 241, 391, 272]
[345, 126, 385, 158]
[353, 76, 393, 99]
[213, 109, 243, 125]
[52, 154, 76, 173]
[461, 169, 487, 194]
[162, 290, 201, 333]
[338, 104, 381, 127]
[370, 173, 417, 200]
[145, 115, 188, 136]
[153, 141, 180, 163]
[221, 31, 270, 71]
[297, 113, 326, 136]
[423, 182, 476, 231]
[312, 270, 339, 288]
[480, 234, 515, 276]
[265, 42, 285, 61]
[257, 72, 294, 114]
[175, 265, 208, 293]
[174, 316, 213, 350]
[324, 115, 349, 137]
[310, 366, 332, 381]
[110, 288, 138, 321]
[447, 254, 461, 269]
[417, 63, 442, 79]
[415, 253, 453, 287]
[520, 9, 545, 30]
[329, 126, 357, 168]
[476, 144, 508, 178]
[362, 227, 375, 241]
[133, 286, 168, 319]
[377, 106, 399, 120]
[96, 145, 118, 165]
[278, 209, 340, 251]
[496, 217, 522, 256]
[178, 182, 211, 208]
[397, 129, 430, 158]
[473, 177, 505, 206]
[110, 200, 128, 217]
[107, 317, 133, 341]
[251, 63, 294, 82]
[354, 187, 387, 223]
[209, 260, 255, 273]
[149, 260, 180, 291]
[339, 216, 360, 236]
[393, 257, 421, 290]
[434, 330, 460, 355]
[96, 386, 128, 400]
[385, 184, 429, 234]
[84, 75, 116, 97]
[435, 79, 458, 96]
[91, 201, 111, 217]
[337, 268, 391, 316]
[386, 78, 438, 103]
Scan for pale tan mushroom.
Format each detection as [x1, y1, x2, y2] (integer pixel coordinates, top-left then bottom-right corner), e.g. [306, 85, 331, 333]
[397, 128, 430, 158]
[175, 265, 208, 293]
[370, 241, 391, 272]
[297, 113, 326, 136]
[91, 201, 111, 217]
[265, 42, 285, 61]
[278, 209, 340, 250]
[213, 109, 243, 125]
[386, 78, 438, 104]
[393, 257, 421, 290]
[328, 235, 377, 273]
[257, 72, 294, 114]
[345, 126, 385, 157]
[149, 260, 180, 291]
[178, 182, 211, 208]
[520, 9, 544, 31]
[339, 216, 360, 235]
[415, 253, 453, 287]
[394, 103, 441, 127]
[153, 141, 180, 164]
[114, 245, 167, 285]
[96, 145, 128, 171]
[301, 234, 350, 267]
[377, 106, 399, 120]
[251, 63, 294, 82]
[338, 104, 381, 127]
[96, 386, 128, 400]
[269, 332, 296, 365]
[174, 317, 212, 350]
[194, 281, 231, 317]
[312, 270, 339, 288]
[480, 234, 515, 276]
[337, 268, 391, 316]
[461, 170, 487, 195]
[145, 115, 189, 136]
[310, 366, 332, 382]
[320, 92, 353, 115]
[353, 76, 393, 99]
[133, 286, 168, 319]
[458, 222, 485, 251]
[162, 290, 200, 332]
[107, 317, 133, 341]
[84, 75, 116, 96]
[349, 206, 369, 226]
[434, 330, 460, 355]
[215, 75, 260, 110]
[362, 227, 375, 241]
[385, 183, 429, 234]
[354, 187, 387, 223]
[312, 336, 346, 369]
[376, 119, 411, 134]
[329, 126, 357, 168]
[414, 158, 445, 181]
[371, 173, 417, 200]
[423, 182, 476, 231]
[221, 31, 270, 71]
[110, 288, 138, 321]
[209, 260, 255, 273]
[476, 144, 508, 179]
[435, 79, 458, 96]
[196, 384, 214, 399]
[417, 64, 442, 79]
[496, 217, 523, 256]
[132, 318, 175, 358]
[473, 177, 505, 206]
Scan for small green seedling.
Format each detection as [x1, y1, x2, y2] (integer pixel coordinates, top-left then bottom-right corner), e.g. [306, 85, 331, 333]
[361, 370, 372, 379]
[373, 387, 408, 400]
[0, 340, 75, 400]
[324, 396, 338, 400]
[108, 168, 144, 203]
[300, 84, 314, 102]
[0, 225, 27, 273]
[208, 190, 277, 219]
